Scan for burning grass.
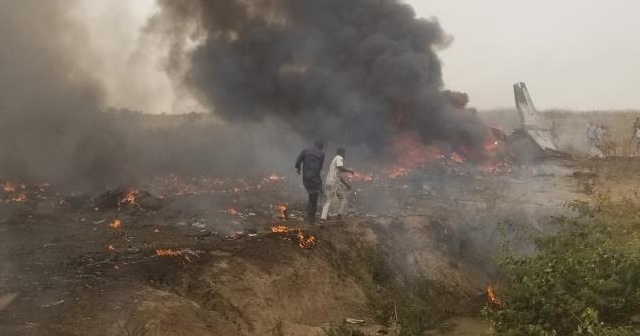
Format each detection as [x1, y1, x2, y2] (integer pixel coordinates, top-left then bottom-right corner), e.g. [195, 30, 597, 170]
[270, 225, 316, 249]
[119, 188, 138, 209]
[109, 218, 122, 228]
[155, 248, 199, 266]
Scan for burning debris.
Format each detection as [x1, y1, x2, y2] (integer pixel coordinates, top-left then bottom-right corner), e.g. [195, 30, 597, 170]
[487, 285, 501, 307]
[66, 188, 163, 212]
[227, 207, 238, 216]
[155, 248, 199, 266]
[296, 231, 316, 249]
[119, 189, 138, 209]
[2, 182, 17, 193]
[349, 172, 374, 183]
[0, 181, 58, 204]
[267, 173, 283, 182]
[270, 225, 316, 249]
[109, 219, 122, 229]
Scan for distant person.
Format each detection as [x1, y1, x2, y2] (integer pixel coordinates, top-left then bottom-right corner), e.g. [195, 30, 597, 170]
[320, 147, 354, 221]
[633, 118, 640, 137]
[586, 123, 596, 149]
[594, 124, 604, 149]
[295, 141, 325, 224]
[635, 127, 640, 155]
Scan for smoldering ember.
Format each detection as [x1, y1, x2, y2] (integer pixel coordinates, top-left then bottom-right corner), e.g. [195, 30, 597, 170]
[2, 1, 640, 335]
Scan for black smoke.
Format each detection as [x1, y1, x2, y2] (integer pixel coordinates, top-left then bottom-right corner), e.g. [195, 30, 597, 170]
[152, 0, 487, 151]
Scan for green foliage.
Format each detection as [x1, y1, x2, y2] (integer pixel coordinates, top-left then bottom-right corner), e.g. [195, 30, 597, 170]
[485, 198, 640, 335]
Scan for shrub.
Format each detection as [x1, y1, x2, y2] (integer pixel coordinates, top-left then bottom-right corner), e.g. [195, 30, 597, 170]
[484, 199, 640, 335]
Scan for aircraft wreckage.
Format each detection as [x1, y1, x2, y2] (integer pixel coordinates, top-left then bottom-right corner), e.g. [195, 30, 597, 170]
[506, 82, 571, 162]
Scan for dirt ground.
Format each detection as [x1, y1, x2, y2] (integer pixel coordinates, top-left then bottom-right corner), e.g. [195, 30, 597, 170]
[0, 152, 600, 336]
[4, 110, 640, 336]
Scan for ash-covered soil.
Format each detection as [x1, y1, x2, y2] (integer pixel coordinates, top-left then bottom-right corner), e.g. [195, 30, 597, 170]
[0, 160, 592, 336]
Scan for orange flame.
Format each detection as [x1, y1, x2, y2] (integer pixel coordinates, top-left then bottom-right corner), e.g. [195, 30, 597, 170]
[155, 248, 195, 264]
[119, 188, 138, 208]
[109, 219, 122, 228]
[270, 225, 316, 249]
[268, 172, 282, 181]
[297, 231, 316, 249]
[107, 244, 115, 252]
[3, 182, 16, 193]
[227, 207, 238, 216]
[386, 166, 410, 179]
[391, 132, 446, 170]
[155, 249, 183, 257]
[271, 225, 290, 233]
[349, 171, 374, 182]
[487, 285, 501, 306]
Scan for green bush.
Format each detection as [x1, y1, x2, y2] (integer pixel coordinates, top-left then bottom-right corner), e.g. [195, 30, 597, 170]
[485, 199, 640, 335]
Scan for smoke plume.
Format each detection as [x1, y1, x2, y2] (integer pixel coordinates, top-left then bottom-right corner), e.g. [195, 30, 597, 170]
[151, 0, 487, 151]
[0, 0, 130, 190]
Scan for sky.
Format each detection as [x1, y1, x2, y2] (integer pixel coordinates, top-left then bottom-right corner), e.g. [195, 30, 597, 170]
[409, 0, 640, 110]
[74, 0, 640, 112]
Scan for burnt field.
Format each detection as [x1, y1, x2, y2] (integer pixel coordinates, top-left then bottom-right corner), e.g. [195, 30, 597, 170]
[2, 110, 640, 335]
[0, 151, 595, 335]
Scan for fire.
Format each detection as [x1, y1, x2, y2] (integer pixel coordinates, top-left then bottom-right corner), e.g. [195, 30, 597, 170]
[227, 207, 238, 216]
[391, 132, 448, 170]
[268, 172, 282, 181]
[386, 166, 410, 179]
[119, 188, 138, 208]
[109, 219, 122, 228]
[107, 244, 115, 252]
[11, 193, 27, 203]
[484, 127, 506, 154]
[349, 171, 374, 182]
[155, 248, 196, 264]
[487, 285, 501, 306]
[155, 249, 183, 257]
[271, 225, 290, 233]
[2, 182, 16, 193]
[297, 231, 316, 249]
[270, 225, 316, 249]
[276, 204, 287, 220]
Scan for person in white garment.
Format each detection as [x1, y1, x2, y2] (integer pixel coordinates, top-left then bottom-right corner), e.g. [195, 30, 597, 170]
[321, 147, 354, 221]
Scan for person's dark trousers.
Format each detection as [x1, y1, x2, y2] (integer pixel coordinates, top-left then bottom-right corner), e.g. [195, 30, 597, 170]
[307, 192, 319, 223]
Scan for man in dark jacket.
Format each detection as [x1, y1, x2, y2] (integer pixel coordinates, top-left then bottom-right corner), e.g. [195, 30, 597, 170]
[295, 141, 325, 223]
